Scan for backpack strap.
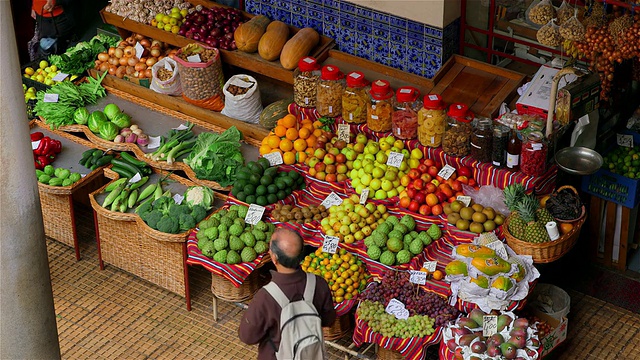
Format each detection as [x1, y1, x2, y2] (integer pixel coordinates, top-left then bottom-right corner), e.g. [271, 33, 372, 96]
[263, 281, 290, 309]
[303, 273, 316, 302]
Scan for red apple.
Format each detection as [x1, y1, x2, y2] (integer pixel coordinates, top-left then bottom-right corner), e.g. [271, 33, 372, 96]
[418, 204, 432, 215]
[325, 173, 337, 182]
[408, 200, 420, 212]
[431, 204, 443, 216]
[457, 175, 469, 185]
[406, 188, 417, 198]
[451, 179, 463, 192]
[399, 196, 411, 208]
[457, 166, 472, 177]
[414, 192, 426, 204]
[408, 168, 421, 180]
[423, 158, 436, 167]
[335, 153, 347, 163]
[425, 193, 439, 206]
[427, 166, 439, 178]
[420, 173, 432, 183]
[413, 178, 424, 191]
[417, 164, 429, 174]
[323, 153, 336, 165]
[436, 191, 448, 203]
[425, 182, 437, 193]
[314, 162, 326, 172]
[468, 178, 477, 187]
[325, 164, 336, 174]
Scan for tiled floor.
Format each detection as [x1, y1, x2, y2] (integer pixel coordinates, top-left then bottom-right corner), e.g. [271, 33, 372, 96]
[46, 207, 640, 360]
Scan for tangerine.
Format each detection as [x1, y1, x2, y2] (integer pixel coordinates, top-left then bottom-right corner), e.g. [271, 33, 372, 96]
[305, 135, 317, 147]
[281, 114, 297, 128]
[313, 120, 323, 129]
[279, 138, 293, 152]
[432, 270, 444, 281]
[298, 127, 311, 139]
[259, 144, 272, 155]
[266, 135, 281, 149]
[297, 151, 307, 163]
[283, 151, 296, 165]
[285, 128, 299, 141]
[559, 222, 574, 235]
[274, 125, 287, 137]
[313, 128, 323, 137]
[293, 138, 307, 152]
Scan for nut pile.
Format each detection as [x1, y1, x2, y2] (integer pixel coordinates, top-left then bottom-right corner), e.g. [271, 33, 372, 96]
[157, 68, 173, 81]
[316, 80, 344, 117]
[227, 83, 253, 96]
[559, 17, 586, 41]
[176, 46, 223, 101]
[537, 22, 563, 47]
[556, 2, 573, 26]
[528, 1, 555, 25]
[293, 71, 319, 108]
[271, 204, 328, 224]
[442, 122, 473, 157]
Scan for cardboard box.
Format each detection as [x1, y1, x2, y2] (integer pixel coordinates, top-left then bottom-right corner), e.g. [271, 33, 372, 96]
[530, 308, 568, 358]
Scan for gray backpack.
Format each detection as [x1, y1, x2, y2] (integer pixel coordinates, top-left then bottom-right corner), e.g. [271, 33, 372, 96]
[264, 273, 327, 360]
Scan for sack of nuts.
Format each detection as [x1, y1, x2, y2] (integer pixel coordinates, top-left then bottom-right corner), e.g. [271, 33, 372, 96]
[174, 44, 225, 111]
[221, 74, 263, 124]
[537, 19, 562, 47]
[150, 57, 182, 96]
[527, 0, 556, 26]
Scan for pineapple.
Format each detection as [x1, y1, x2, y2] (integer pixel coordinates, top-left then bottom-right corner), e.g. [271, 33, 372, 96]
[503, 184, 527, 212]
[508, 212, 526, 239]
[517, 195, 550, 243]
[536, 207, 554, 225]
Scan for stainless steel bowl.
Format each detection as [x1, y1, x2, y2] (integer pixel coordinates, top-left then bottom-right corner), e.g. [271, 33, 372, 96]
[554, 146, 603, 176]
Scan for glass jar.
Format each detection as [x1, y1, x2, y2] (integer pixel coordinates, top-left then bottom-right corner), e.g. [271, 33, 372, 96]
[418, 94, 447, 148]
[392, 87, 421, 140]
[342, 71, 370, 124]
[442, 103, 474, 157]
[491, 125, 510, 167]
[521, 131, 548, 176]
[316, 65, 345, 117]
[367, 80, 394, 132]
[470, 117, 493, 163]
[506, 127, 522, 171]
[293, 56, 320, 108]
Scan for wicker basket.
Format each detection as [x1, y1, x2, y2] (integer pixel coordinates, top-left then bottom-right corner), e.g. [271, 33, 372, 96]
[377, 346, 405, 360]
[323, 311, 353, 341]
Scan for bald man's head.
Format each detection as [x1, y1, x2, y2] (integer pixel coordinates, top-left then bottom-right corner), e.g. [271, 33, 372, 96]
[270, 228, 304, 269]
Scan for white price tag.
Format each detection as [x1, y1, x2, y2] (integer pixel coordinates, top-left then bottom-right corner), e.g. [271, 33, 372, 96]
[386, 152, 404, 168]
[359, 188, 370, 204]
[617, 134, 634, 148]
[303, 57, 314, 64]
[164, 61, 173, 71]
[408, 270, 427, 285]
[385, 298, 409, 320]
[531, 143, 543, 151]
[456, 195, 472, 207]
[483, 315, 498, 337]
[173, 123, 190, 131]
[371, 114, 379, 120]
[399, 88, 412, 94]
[320, 192, 342, 209]
[338, 124, 350, 143]
[173, 193, 184, 205]
[135, 42, 144, 60]
[52, 72, 68, 82]
[43, 93, 59, 103]
[187, 54, 201, 63]
[245, 204, 266, 225]
[263, 152, 283, 166]
[147, 136, 162, 150]
[321, 235, 339, 254]
[423, 261, 437, 273]
[128, 173, 142, 183]
[31, 140, 41, 150]
[349, 72, 362, 79]
[81, 173, 87, 178]
[484, 240, 509, 260]
[437, 165, 456, 180]
[428, 95, 438, 101]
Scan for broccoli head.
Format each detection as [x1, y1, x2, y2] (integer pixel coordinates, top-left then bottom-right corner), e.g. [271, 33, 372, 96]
[153, 196, 174, 213]
[168, 203, 190, 218]
[135, 200, 153, 217]
[143, 209, 163, 229]
[156, 215, 180, 234]
[179, 213, 196, 232]
[190, 205, 208, 224]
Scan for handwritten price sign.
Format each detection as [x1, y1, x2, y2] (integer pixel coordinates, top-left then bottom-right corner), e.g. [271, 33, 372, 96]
[172, 193, 184, 205]
[320, 192, 342, 209]
[321, 235, 339, 254]
[263, 151, 284, 166]
[385, 298, 409, 320]
[386, 152, 404, 168]
[483, 315, 498, 337]
[617, 134, 634, 148]
[485, 240, 509, 260]
[408, 270, 427, 285]
[422, 261, 437, 273]
[359, 188, 370, 204]
[244, 204, 266, 225]
[438, 165, 456, 180]
[338, 124, 350, 143]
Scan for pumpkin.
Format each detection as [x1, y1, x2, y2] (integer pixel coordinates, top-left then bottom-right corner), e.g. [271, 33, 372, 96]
[259, 97, 293, 129]
[279, 28, 320, 70]
[258, 21, 290, 61]
[234, 15, 271, 53]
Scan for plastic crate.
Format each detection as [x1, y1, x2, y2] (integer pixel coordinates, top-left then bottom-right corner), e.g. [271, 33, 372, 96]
[21, 58, 51, 92]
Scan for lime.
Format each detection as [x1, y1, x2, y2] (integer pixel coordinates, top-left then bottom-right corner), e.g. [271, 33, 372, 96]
[260, 175, 273, 186]
[243, 183, 256, 195]
[257, 157, 271, 170]
[277, 190, 287, 200]
[256, 185, 267, 196]
[245, 195, 256, 204]
[267, 194, 278, 204]
[256, 196, 268, 206]
[267, 184, 278, 194]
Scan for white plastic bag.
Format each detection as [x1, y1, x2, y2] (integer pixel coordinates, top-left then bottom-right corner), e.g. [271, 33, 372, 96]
[150, 57, 182, 96]
[220, 74, 263, 123]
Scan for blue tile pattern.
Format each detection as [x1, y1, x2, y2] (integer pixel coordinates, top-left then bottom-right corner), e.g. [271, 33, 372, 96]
[249, 0, 459, 78]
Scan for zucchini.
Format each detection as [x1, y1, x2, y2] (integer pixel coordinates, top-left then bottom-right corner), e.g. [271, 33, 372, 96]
[119, 152, 149, 168]
[111, 158, 143, 178]
[110, 165, 135, 179]
[82, 148, 97, 158]
[95, 155, 114, 166]
[92, 149, 103, 158]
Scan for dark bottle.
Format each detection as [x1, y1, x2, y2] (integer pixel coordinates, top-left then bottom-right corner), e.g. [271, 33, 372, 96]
[506, 128, 521, 171]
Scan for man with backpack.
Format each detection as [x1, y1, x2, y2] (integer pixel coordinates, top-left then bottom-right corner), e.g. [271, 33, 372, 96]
[239, 228, 336, 360]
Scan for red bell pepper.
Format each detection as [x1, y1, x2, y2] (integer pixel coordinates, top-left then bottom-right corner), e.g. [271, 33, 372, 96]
[31, 132, 44, 141]
[34, 136, 50, 156]
[50, 139, 62, 154]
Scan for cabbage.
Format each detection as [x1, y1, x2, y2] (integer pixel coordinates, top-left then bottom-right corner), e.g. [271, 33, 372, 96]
[88, 111, 107, 133]
[103, 103, 121, 120]
[98, 122, 119, 141]
[73, 107, 90, 125]
[111, 112, 131, 130]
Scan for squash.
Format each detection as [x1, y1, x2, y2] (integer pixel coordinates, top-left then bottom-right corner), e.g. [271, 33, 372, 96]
[279, 27, 320, 70]
[259, 97, 293, 129]
[258, 21, 290, 61]
[234, 15, 271, 53]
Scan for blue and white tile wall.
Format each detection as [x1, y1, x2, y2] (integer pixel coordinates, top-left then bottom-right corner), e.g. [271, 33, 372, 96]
[244, 0, 460, 78]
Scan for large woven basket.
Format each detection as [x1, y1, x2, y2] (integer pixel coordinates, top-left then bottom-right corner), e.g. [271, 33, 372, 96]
[323, 311, 353, 341]
[211, 255, 271, 303]
[377, 346, 405, 360]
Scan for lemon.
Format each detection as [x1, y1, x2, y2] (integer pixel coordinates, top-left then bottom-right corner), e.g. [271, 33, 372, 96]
[155, 13, 163, 22]
[28, 87, 36, 93]
[180, 9, 188, 17]
[24, 67, 35, 75]
[49, 65, 57, 72]
[44, 78, 54, 86]
[39, 60, 48, 69]
[36, 74, 45, 82]
[162, 15, 170, 24]
[22, 84, 27, 91]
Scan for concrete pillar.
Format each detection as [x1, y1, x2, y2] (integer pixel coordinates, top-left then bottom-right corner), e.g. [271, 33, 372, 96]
[0, 1, 61, 359]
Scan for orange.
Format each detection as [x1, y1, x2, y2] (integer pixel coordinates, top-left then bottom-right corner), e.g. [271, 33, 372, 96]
[283, 151, 296, 165]
[297, 151, 307, 163]
[432, 270, 444, 281]
[313, 120, 323, 129]
[274, 125, 287, 137]
[305, 147, 314, 157]
[298, 127, 311, 139]
[559, 222, 574, 235]
[313, 128, 323, 137]
[266, 135, 281, 149]
[281, 114, 297, 128]
[279, 138, 293, 152]
[293, 138, 307, 152]
[285, 128, 299, 141]
[261, 136, 269, 145]
[305, 134, 317, 148]
[259, 144, 272, 155]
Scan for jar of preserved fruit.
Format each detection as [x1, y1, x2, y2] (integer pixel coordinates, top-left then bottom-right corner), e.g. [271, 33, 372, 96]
[293, 56, 320, 108]
[367, 80, 394, 132]
[521, 131, 547, 176]
[316, 65, 345, 117]
[418, 94, 446, 147]
[442, 103, 474, 157]
[491, 125, 510, 167]
[470, 117, 493, 163]
[392, 87, 421, 139]
[342, 71, 370, 124]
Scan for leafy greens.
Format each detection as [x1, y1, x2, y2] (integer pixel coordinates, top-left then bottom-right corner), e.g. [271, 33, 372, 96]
[48, 34, 119, 75]
[184, 126, 245, 186]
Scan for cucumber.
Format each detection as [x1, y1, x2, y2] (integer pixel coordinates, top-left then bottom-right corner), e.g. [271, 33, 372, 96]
[105, 178, 127, 192]
[111, 158, 143, 178]
[119, 152, 149, 168]
[82, 148, 97, 158]
[92, 149, 103, 158]
[110, 165, 135, 179]
[95, 155, 114, 166]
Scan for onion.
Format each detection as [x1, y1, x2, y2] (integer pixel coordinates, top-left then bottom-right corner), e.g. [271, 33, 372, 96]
[99, 62, 109, 72]
[108, 65, 117, 75]
[150, 48, 161, 58]
[145, 57, 157, 67]
[136, 134, 149, 146]
[125, 66, 135, 75]
[114, 48, 124, 59]
[118, 41, 128, 48]
[124, 46, 134, 57]
[126, 36, 136, 45]
[125, 133, 138, 143]
[127, 57, 138, 67]
[119, 57, 129, 66]
[116, 66, 126, 79]
[108, 57, 119, 66]
[135, 62, 147, 71]
[137, 71, 146, 79]
[139, 38, 151, 48]
[120, 128, 132, 137]
[151, 40, 162, 48]
[134, 34, 144, 41]
[98, 52, 109, 62]
[108, 47, 116, 56]
[113, 135, 125, 143]
[144, 69, 153, 78]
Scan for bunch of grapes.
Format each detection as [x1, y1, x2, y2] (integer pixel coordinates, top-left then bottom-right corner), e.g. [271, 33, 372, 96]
[361, 270, 459, 327]
[356, 300, 436, 338]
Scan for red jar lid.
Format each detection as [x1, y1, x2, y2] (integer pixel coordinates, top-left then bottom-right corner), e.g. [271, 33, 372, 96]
[448, 103, 472, 122]
[298, 56, 318, 72]
[396, 86, 419, 102]
[370, 79, 393, 100]
[423, 94, 445, 110]
[346, 71, 368, 87]
[321, 65, 344, 80]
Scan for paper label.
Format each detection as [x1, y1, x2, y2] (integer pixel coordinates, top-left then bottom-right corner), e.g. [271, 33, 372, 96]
[147, 136, 162, 150]
[617, 134, 634, 148]
[263, 151, 284, 166]
[399, 88, 412, 94]
[303, 57, 314, 64]
[386, 152, 404, 168]
[485, 240, 509, 260]
[320, 192, 342, 209]
[428, 95, 438, 101]
[245, 204, 265, 225]
[43, 93, 58, 103]
[532, 143, 543, 151]
[371, 115, 379, 120]
[338, 124, 350, 143]
[483, 315, 498, 336]
[81, 173, 87, 178]
[423, 261, 437, 272]
[321, 235, 339, 254]
[349, 72, 362, 79]
[328, 105, 333, 113]
[385, 298, 409, 320]
[438, 165, 456, 180]
[456, 195, 472, 207]
[52, 72, 68, 82]
[408, 270, 427, 285]
[164, 61, 173, 71]
[187, 54, 201, 63]
[129, 173, 142, 183]
[359, 188, 369, 204]
[135, 42, 144, 59]
[173, 193, 184, 205]
[173, 123, 189, 131]
[31, 140, 41, 150]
